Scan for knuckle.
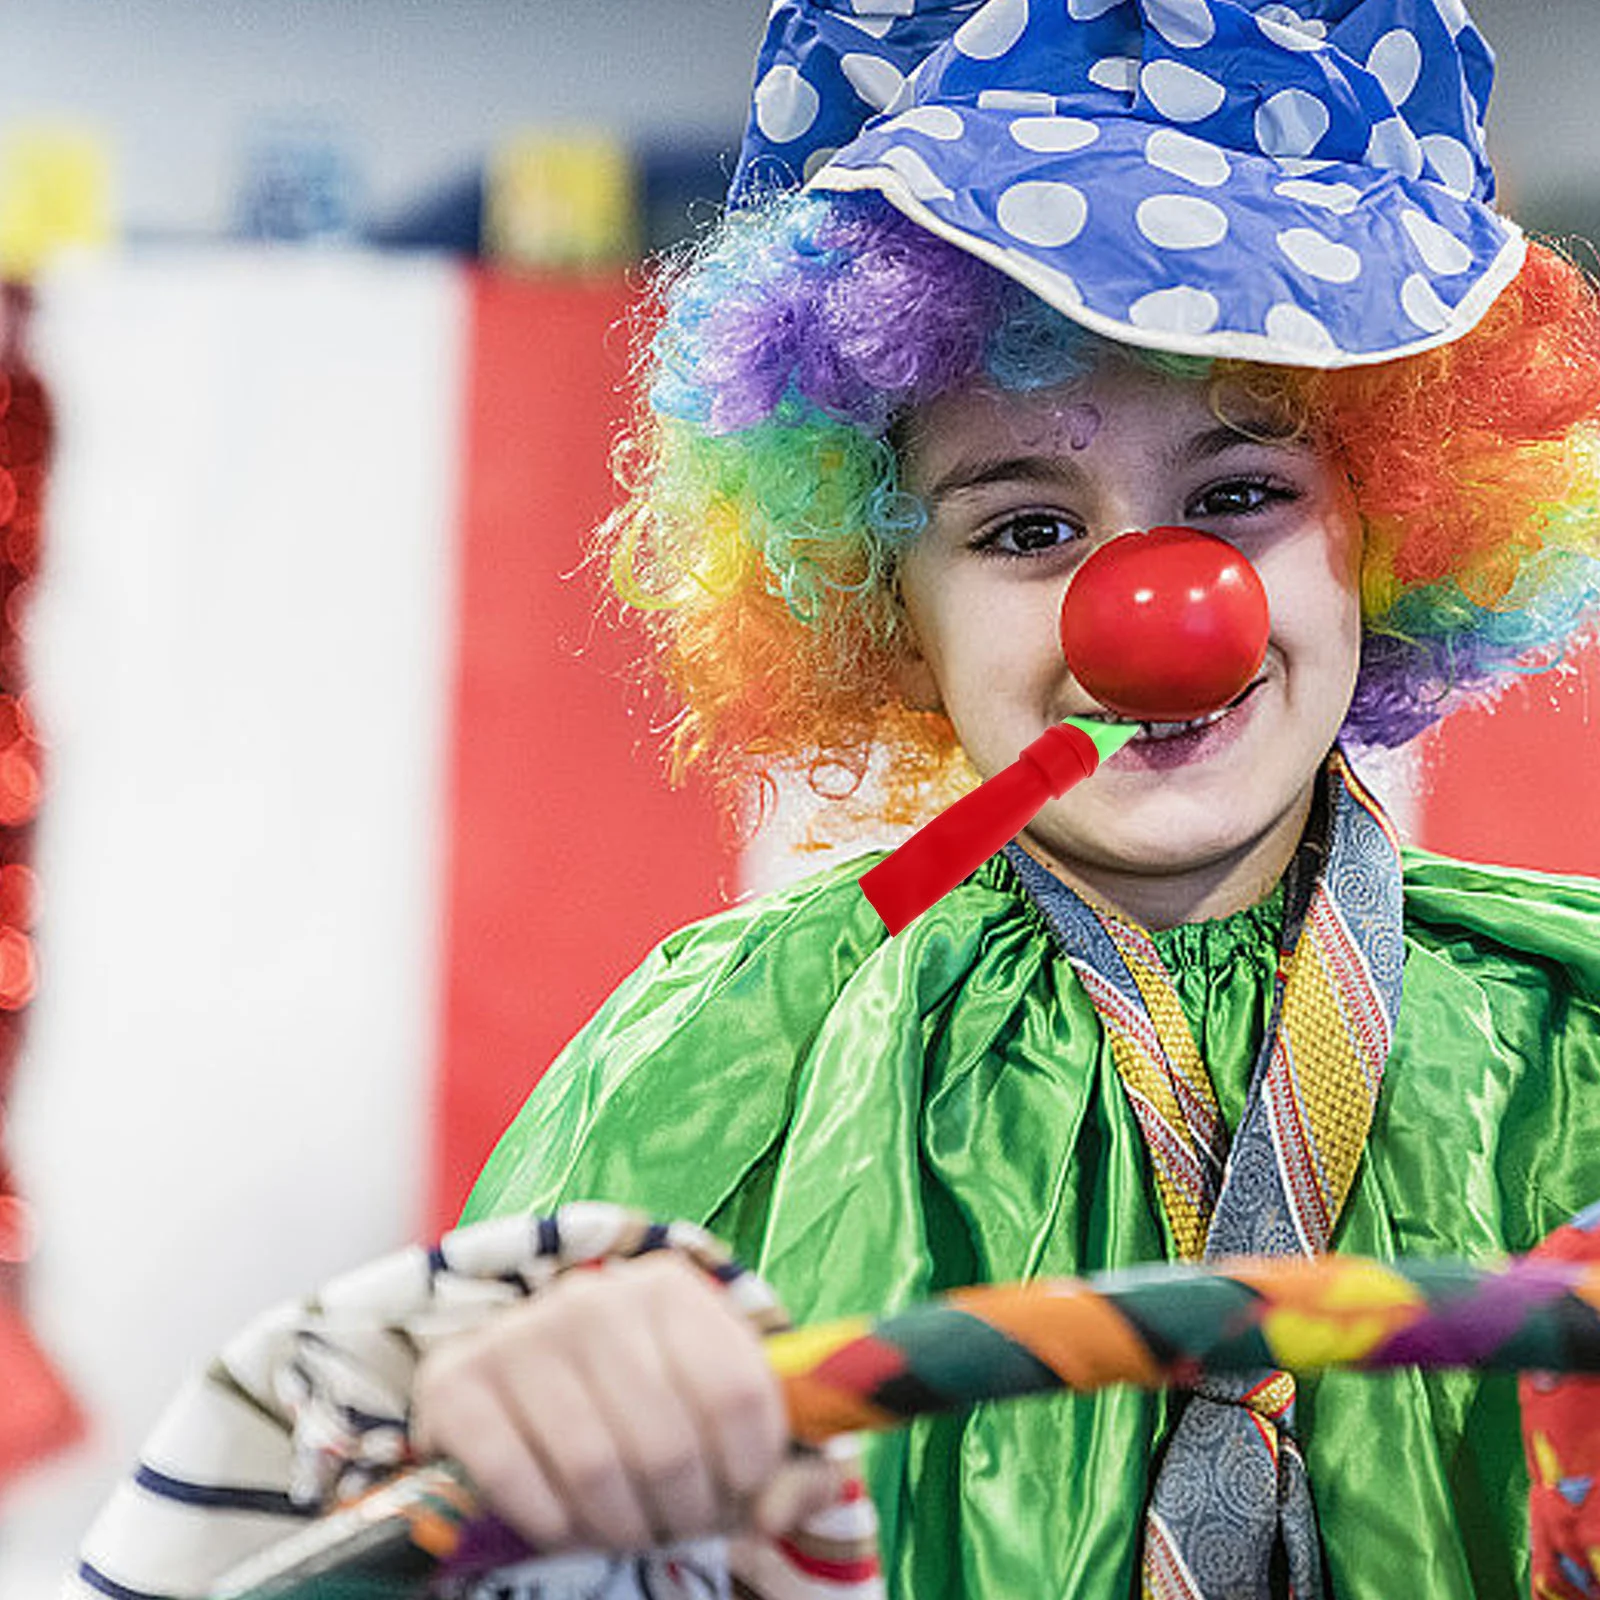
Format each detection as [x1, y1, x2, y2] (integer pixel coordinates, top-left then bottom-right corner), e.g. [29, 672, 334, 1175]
[560, 1443, 622, 1501]
[545, 1263, 655, 1326]
[636, 1437, 702, 1488]
[637, 1251, 708, 1298]
[715, 1367, 777, 1418]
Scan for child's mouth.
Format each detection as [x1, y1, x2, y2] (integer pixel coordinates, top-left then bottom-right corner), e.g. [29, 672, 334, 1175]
[1097, 678, 1265, 747]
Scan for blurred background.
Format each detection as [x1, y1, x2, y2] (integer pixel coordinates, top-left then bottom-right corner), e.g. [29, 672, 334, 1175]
[0, 2, 1596, 1593]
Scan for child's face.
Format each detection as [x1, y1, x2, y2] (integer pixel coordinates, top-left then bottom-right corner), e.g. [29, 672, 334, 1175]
[895, 357, 1363, 920]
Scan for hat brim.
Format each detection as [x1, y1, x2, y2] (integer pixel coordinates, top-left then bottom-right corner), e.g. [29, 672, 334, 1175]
[808, 105, 1526, 370]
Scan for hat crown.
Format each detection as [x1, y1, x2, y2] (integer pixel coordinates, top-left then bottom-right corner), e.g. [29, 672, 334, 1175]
[917, 1, 1494, 199]
[736, 1, 1496, 204]
[733, 1, 1522, 369]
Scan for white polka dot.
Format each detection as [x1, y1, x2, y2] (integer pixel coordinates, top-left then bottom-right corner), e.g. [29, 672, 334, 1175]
[1277, 227, 1363, 282]
[1401, 271, 1450, 332]
[1068, 0, 1126, 17]
[1273, 156, 1334, 177]
[876, 145, 953, 202]
[753, 64, 820, 144]
[1136, 194, 1229, 249]
[888, 107, 966, 141]
[839, 14, 896, 39]
[840, 52, 906, 111]
[803, 146, 840, 181]
[1366, 115, 1423, 179]
[1401, 209, 1473, 275]
[1421, 133, 1477, 197]
[1264, 302, 1339, 355]
[852, 0, 915, 14]
[954, 0, 1030, 60]
[1432, 0, 1471, 37]
[1127, 285, 1220, 334]
[1140, 59, 1227, 122]
[1367, 28, 1422, 106]
[1274, 178, 1361, 212]
[1254, 88, 1329, 157]
[1147, 0, 1215, 48]
[1089, 56, 1141, 93]
[1009, 115, 1100, 152]
[978, 88, 1057, 113]
[996, 180, 1089, 246]
[1256, 6, 1327, 48]
[1144, 128, 1230, 186]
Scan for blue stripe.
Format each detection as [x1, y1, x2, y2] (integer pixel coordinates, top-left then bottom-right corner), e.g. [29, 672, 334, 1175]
[336, 1402, 400, 1433]
[133, 1463, 313, 1519]
[537, 1213, 561, 1256]
[77, 1561, 179, 1600]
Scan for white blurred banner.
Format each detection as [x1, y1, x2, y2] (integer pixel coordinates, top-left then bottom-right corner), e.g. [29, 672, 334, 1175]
[4, 251, 465, 1595]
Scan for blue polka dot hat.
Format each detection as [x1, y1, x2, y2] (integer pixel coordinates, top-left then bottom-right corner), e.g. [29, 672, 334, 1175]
[730, 0, 1525, 369]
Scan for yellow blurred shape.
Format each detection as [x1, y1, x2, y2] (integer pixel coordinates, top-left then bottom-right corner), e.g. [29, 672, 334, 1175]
[0, 125, 113, 279]
[484, 129, 637, 272]
[1260, 1308, 1397, 1367]
[1229, 1254, 1426, 1311]
[1315, 1258, 1428, 1310]
[1245, 1257, 1426, 1366]
[765, 1315, 872, 1379]
[1530, 1427, 1561, 1488]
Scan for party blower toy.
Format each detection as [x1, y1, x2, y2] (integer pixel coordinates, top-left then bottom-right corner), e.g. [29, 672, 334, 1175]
[858, 526, 1271, 935]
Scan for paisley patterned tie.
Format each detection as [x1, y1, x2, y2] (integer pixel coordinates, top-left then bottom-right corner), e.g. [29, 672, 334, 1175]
[1008, 752, 1405, 1600]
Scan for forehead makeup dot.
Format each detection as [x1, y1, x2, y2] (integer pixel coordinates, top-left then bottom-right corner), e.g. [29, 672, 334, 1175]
[1050, 402, 1102, 450]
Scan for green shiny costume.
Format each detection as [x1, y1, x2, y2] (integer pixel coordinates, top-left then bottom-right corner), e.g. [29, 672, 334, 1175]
[462, 847, 1600, 1599]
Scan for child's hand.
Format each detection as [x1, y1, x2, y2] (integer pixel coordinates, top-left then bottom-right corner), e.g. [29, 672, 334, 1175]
[410, 1251, 838, 1552]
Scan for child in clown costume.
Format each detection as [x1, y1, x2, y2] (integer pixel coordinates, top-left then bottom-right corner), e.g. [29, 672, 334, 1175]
[70, 2, 1600, 1598]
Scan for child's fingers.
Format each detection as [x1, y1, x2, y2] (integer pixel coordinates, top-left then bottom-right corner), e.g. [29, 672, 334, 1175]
[558, 1275, 723, 1540]
[412, 1253, 791, 1552]
[649, 1258, 789, 1500]
[494, 1351, 657, 1551]
[752, 1452, 853, 1538]
[410, 1365, 575, 1550]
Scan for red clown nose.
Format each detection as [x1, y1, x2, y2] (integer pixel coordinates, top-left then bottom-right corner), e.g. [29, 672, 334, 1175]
[1060, 526, 1269, 722]
[859, 527, 1269, 935]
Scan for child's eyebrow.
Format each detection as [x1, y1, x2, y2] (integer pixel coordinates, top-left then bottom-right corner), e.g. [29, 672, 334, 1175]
[921, 422, 1307, 504]
[1177, 421, 1308, 466]
[920, 454, 1073, 504]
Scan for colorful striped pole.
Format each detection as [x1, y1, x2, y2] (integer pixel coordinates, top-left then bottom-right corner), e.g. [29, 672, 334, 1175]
[209, 1244, 1600, 1598]
[769, 1252, 1600, 1443]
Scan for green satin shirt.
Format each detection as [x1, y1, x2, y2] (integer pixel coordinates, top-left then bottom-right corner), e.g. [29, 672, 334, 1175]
[462, 847, 1600, 1599]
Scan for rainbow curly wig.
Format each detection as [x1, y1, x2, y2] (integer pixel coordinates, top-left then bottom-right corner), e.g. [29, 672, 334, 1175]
[605, 191, 1600, 827]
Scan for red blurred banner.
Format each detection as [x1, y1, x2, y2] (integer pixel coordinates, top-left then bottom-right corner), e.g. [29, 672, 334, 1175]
[429, 274, 738, 1234]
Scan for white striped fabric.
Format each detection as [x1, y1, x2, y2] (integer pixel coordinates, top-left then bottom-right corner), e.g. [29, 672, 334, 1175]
[67, 1204, 884, 1600]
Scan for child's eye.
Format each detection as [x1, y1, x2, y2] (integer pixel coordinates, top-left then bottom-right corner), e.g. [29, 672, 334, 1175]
[1188, 477, 1297, 518]
[975, 512, 1083, 556]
